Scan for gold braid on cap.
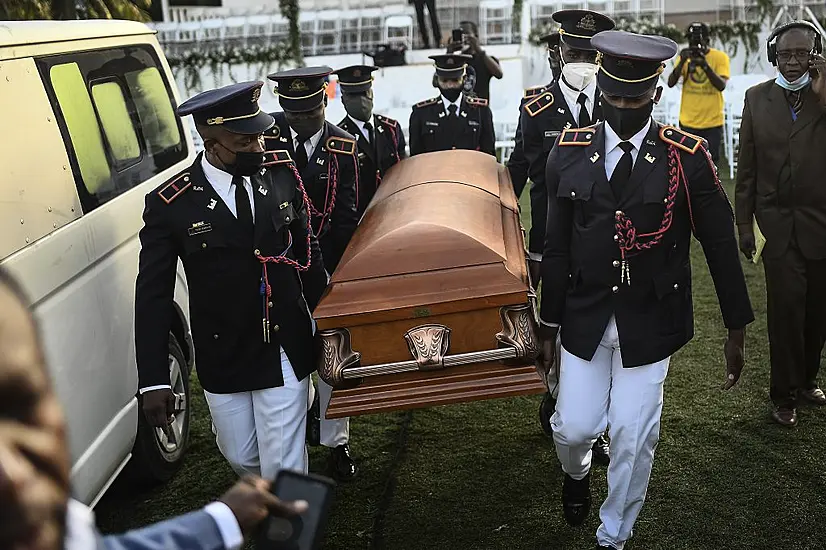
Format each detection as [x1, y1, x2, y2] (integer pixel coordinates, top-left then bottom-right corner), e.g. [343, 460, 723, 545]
[558, 28, 594, 40]
[274, 82, 329, 100]
[598, 62, 665, 84]
[339, 77, 375, 87]
[206, 108, 262, 126]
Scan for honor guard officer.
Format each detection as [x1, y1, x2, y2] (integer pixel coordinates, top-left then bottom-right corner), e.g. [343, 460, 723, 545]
[135, 81, 328, 480]
[334, 65, 407, 217]
[409, 54, 496, 156]
[536, 31, 753, 549]
[507, 32, 562, 200]
[265, 66, 360, 481]
[523, 9, 615, 462]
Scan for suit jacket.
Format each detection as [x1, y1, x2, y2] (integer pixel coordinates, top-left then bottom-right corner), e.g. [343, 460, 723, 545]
[264, 114, 360, 274]
[408, 95, 496, 156]
[135, 153, 327, 394]
[522, 81, 604, 259]
[734, 81, 826, 260]
[506, 82, 554, 198]
[337, 113, 407, 217]
[540, 122, 753, 367]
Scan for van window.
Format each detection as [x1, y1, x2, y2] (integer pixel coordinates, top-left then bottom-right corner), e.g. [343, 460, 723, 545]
[37, 46, 187, 212]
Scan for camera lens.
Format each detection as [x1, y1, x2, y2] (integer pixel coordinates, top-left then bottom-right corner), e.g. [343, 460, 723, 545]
[267, 518, 295, 541]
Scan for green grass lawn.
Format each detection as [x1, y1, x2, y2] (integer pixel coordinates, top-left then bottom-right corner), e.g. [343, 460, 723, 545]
[96, 179, 826, 549]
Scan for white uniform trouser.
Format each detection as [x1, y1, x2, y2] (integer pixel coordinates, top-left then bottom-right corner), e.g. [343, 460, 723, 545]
[551, 316, 670, 550]
[316, 378, 349, 448]
[203, 348, 309, 480]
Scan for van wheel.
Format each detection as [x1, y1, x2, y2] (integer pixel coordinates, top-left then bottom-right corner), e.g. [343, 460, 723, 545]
[128, 335, 191, 484]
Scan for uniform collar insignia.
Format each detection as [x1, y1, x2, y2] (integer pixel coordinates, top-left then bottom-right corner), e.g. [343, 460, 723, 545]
[193, 185, 204, 191]
[207, 198, 217, 210]
[258, 185, 268, 195]
[590, 152, 600, 163]
[645, 153, 657, 164]
[558, 107, 566, 114]
[316, 158, 325, 165]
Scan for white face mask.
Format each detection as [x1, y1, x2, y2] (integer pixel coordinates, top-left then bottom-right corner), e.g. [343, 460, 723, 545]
[561, 62, 598, 91]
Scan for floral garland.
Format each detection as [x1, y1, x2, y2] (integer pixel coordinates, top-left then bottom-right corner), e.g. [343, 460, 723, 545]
[529, 18, 762, 61]
[168, 42, 294, 91]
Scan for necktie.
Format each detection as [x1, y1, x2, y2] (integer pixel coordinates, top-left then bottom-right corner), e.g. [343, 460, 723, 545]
[788, 90, 803, 118]
[233, 175, 254, 241]
[363, 121, 374, 143]
[293, 139, 308, 169]
[610, 142, 635, 199]
[577, 93, 591, 128]
[448, 104, 458, 118]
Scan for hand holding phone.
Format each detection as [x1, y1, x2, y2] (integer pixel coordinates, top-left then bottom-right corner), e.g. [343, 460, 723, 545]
[451, 28, 463, 44]
[256, 470, 336, 550]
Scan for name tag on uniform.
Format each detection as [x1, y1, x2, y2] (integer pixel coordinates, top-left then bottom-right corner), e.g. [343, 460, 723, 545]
[425, 121, 439, 127]
[545, 131, 561, 138]
[188, 221, 212, 236]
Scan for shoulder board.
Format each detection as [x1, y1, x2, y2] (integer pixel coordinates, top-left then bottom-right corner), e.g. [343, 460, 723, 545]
[157, 172, 191, 204]
[376, 114, 398, 127]
[524, 92, 554, 117]
[263, 124, 281, 140]
[523, 85, 546, 99]
[414, 97, 439, 108]
[466, 96, 488, 107]
[659, 126, 702, 154]
[558, 128, 596, 147]
[262, 150, 292, 166]
[326, 137, 357, 155]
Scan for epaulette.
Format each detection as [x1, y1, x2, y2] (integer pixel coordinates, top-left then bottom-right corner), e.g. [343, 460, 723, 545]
[157, 172, 191, 204]
[524, 91, 554, 117]
[466, 96, 489, 107]
[376, 114, 398, 127]
[326, 136, 357, 155]
[263, 124, 281, 140]
[558, 127, 596, 147]
[659, 126, 702, 154]
[523, 85, 546, 99]
[262, 150, 292, 166]
[414, 97, 440, 108]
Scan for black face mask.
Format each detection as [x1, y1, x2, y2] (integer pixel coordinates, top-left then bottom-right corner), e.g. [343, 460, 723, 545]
[343, 94, 374, 122]
[440, 87, 462, 102]
[601, 100, 654, 139]
[219, 143, 264, 177]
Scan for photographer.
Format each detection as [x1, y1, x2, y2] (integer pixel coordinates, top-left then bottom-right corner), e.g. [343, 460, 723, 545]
[446, 21, 503, 100]
[667, 22, 730, 162]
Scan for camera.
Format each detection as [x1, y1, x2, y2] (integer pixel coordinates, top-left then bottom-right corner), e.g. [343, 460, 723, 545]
[686, 22, 709, 57]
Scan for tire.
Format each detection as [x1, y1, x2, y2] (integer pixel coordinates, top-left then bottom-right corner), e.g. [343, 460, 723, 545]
[127, 334, 192, 484]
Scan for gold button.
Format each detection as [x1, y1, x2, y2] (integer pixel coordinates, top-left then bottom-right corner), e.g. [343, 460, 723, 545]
[201, 242, 207, 249]
[285, 216, 290, 222]
[254, 248, 261, 255]
[612, 286, 619, 293]
[615, 210, 623, 216]
[268, 301, 274, 308]
[213, 333, 219, 340]
[571, 191, 576, 198]
[613, 234, 619, 241]
[673, 283, 679, 290]
[613, 260, 620, 268]
[273, 324, 280, 332]
[184, 176, 190, 182]
[664, 197, 668, 204]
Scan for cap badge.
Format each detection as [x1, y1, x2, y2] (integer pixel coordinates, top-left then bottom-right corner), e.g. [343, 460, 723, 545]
[577, 14, 597, 32]
[353, 69, 362, 77]
[251, 87, 261, 103]
[446, 58, 455, 66]
[290, 79, 308, 92]
[617, 59, 634, 68]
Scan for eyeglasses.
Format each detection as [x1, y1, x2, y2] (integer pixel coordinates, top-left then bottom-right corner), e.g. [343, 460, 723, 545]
[776, 50, 812, 63]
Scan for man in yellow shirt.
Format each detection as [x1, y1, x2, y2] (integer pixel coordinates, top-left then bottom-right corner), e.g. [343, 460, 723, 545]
[667, 22, 730, 162]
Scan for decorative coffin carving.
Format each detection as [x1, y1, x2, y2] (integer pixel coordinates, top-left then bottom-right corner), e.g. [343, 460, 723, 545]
[314, 150, 544, 418]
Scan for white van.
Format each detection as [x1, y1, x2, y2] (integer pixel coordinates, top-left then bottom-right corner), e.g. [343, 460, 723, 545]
[0, 20, 196, 506]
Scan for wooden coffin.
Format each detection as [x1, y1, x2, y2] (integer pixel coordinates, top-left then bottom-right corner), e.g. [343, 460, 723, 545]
[313, 150, 544, 418]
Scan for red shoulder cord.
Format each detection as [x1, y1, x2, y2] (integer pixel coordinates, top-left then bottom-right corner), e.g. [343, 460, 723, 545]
[255, 163, 313, 343]
[307, 153, 340, 236]
[375, 122, 402, 189]
[614, 144, 714, 286]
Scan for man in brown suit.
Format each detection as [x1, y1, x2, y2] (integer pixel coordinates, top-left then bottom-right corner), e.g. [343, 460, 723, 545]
[735, 21, 826, 427]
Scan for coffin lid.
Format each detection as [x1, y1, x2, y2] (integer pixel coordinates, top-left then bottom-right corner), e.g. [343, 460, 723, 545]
[334, 150, 519, 281]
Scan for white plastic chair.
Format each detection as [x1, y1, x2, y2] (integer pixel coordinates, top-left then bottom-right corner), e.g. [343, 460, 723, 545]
[200, 18, 224, 45]
[384, 14, 414, 50]
[479, 0, 513, 45]
[224, 16, 248, 45]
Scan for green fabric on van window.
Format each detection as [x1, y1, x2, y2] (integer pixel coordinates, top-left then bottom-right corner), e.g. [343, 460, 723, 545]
[50, 63, 111, 195]
[91, 82, 141, 163]
[126, 67, 182, 154]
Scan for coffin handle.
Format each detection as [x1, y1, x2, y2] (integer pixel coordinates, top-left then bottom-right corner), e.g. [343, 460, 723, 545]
[318, 328, 362, 387]
[496, 303, 540, 361]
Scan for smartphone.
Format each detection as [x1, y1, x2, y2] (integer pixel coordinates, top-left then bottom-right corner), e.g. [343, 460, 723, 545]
[452, 28, 463, 44]
[256, 470, 336, 550]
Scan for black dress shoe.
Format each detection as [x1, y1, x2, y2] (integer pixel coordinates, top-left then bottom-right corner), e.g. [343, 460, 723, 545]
[561, 472, 591, 526]
[800, 387, 826, 406]
[771, 406, 798, 427]
[592, 433, 610, 466]
[328, 444, 358, 481]
[539, 392, 556, 437]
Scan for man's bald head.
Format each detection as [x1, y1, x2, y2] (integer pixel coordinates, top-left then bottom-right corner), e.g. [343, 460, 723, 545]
[0, 268, 70, 550]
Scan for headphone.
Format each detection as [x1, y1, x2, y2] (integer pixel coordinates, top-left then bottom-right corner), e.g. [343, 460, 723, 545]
[767, 20, 823, 65]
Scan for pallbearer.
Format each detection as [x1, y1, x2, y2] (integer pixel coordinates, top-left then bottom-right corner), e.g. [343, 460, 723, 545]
[335, 65, 407, 218]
